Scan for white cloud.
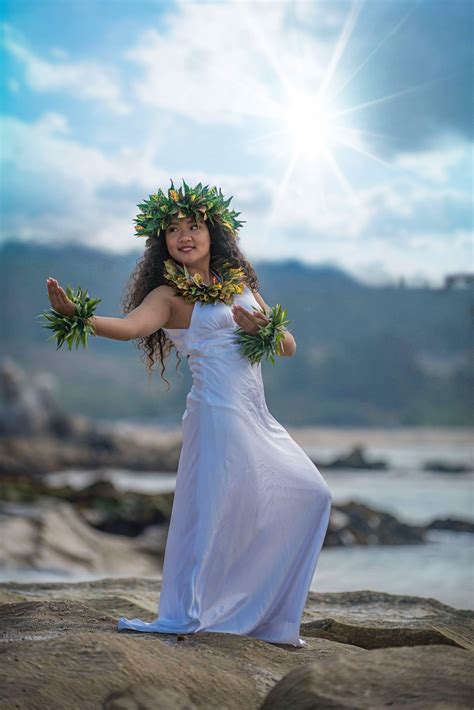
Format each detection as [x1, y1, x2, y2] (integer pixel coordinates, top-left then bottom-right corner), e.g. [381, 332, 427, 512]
[2, 23, 129, 114]
[0, 112, 163, 249]
[2, 109, 470, 286]
[124, 1, 332, 125]
[0, 111, 274, 254]
[394, 143, 469, 185]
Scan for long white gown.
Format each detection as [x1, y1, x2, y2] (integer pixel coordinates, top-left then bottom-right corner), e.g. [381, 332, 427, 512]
[117, 285, 332, 647]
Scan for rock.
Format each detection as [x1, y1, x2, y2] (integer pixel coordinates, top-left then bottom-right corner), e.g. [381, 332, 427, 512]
[0, 579, 471, 709]
[426, 517, 474, 533]
[0, 500, 163, 577]
[1, 476, 454, 551]
[301, 589, 474, 651]
[0, 433, 182, 475]
[322, 444, 388, 470]
[0, 358, 182, 474]
[0, 476, 176, 537]
[326, 500, 426, 546]
[0, 358, 96, 440]
[261, 647, 472, 709]
[0, 359, 54, 436]
[423, 459, 472, 473]
[103, 684, 196, 710]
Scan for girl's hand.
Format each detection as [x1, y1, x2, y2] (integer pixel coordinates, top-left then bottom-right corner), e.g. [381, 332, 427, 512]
[231, 303, 269, 335]
[46, 277, 77, 318]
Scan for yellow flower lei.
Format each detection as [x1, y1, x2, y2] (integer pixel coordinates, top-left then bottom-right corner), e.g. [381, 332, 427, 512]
[163, 256, 246, 305]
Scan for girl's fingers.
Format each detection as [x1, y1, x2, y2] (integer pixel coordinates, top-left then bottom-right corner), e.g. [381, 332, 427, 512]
[233, 305, 260, 318]
[58, 287, 68, 303]
[47, 280, 65, 309]
[249, 308, 270, 325]
[234, 309, 254, 328]
[232, 304, 269, 333]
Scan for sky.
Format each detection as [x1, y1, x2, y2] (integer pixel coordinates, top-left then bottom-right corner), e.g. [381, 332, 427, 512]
[1, 0, 472, 286]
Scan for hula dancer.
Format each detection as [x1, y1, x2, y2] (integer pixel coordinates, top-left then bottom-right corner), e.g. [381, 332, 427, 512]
[42, 179, 332, 648]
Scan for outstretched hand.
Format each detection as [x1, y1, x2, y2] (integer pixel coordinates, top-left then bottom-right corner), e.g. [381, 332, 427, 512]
[231, 303, 269, 335]
[46, 277, 77, 318]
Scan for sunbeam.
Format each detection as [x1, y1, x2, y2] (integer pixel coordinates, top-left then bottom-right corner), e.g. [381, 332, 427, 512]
[317, 0, 364, 102]
[334, 70, 462, 119]
[330, 1, 422, 102]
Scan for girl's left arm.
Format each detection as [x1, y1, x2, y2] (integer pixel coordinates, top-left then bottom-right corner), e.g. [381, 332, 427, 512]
[252, 290, 297, 358]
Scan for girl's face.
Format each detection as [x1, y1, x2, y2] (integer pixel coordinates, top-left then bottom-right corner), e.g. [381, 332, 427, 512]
[164, 216, 211, 265]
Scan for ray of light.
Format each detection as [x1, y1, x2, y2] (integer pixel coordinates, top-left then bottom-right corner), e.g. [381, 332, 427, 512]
[334, 134, 394, 169]
[342, 126, 402, 143]
[239, 3, 293, 97]
[263, 147, 302, 235]
[330, 0, 422, 102]
[319, 146, 361, 206]
[334, 70, 463, 118]
[317, 0, 365, 102]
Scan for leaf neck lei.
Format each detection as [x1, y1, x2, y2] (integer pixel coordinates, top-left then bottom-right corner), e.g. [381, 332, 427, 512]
[162, 255, 247, 305]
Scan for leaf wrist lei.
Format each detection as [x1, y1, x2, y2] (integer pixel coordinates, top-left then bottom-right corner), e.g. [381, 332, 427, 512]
[38, 285, 101, 351]
[233, 303, 291, 366]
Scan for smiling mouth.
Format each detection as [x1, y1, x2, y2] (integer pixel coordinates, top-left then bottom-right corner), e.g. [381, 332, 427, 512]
[178, 247, 195, 252]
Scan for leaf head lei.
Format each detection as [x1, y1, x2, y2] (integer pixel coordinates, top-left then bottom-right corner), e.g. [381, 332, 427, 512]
[134, 179, 245, 240]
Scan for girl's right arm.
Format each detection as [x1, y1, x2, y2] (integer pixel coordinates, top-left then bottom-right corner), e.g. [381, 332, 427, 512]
[46, 277, 171, 341]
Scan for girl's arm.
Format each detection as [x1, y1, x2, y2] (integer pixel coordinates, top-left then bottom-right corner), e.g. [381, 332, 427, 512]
[46, 278, 171, 341]
[251, 290, 297, 357]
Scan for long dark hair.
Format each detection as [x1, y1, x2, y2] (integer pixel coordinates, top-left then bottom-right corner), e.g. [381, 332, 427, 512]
[122, 221, 259, 389]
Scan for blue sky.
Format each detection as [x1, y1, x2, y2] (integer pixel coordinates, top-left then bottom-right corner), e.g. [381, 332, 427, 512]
[1, 0, 472, 286]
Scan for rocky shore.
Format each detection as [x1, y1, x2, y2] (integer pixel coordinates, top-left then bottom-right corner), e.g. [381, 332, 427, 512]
[0, 577, 472, 708]
[1, 360, 473, 706]
[2, 467, 473, 582]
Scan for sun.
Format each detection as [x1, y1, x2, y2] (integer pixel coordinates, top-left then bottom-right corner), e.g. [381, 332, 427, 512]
[280, 90, 339, 157]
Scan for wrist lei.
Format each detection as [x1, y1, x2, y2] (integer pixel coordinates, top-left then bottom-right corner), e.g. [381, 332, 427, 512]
[233, 303, 291, 366]
[38, 285, 101, 351]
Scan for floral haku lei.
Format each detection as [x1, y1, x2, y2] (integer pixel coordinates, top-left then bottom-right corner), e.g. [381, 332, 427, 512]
[233, 303, 291, 365]
[38, 285, 101, 351]
[163, 256, 246, 305]
[134, 179, 245, 240]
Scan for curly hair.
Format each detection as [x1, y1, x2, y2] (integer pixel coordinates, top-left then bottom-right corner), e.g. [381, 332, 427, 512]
[121, 221, 260, 389]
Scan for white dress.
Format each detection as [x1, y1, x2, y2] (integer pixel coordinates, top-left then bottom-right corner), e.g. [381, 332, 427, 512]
[117, 285, 332, 647]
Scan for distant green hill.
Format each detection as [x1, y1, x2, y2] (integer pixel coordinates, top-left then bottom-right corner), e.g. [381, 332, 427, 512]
[1, 240, 472, 426]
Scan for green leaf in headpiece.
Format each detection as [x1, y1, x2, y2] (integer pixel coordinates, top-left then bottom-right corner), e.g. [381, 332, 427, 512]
[133, 179, 246, 240]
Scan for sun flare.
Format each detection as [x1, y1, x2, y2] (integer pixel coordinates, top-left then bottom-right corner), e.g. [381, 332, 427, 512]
[240, 0, 421, 231]
[281, 91, 338, 157]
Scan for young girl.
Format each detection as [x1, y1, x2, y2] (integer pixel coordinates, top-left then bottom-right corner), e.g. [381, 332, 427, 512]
[45, 180, 332, 648]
